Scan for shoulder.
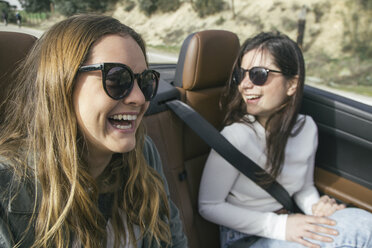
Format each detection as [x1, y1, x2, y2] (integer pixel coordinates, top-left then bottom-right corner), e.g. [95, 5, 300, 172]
[292, 115, 318, 147]
[299, 115, 318, 134]
[0, 157, 36, 214]
[0, 157, 13, 191]
[221, 121, 263, 147]
[0, 159, 15, 211]
[222, 122, 253, 137]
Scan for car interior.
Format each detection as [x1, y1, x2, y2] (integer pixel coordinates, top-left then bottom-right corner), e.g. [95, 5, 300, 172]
[1, 30, 372, 248]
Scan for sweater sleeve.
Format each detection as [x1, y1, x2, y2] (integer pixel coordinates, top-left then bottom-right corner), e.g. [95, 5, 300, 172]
[143, 136, 188, 248]
[198, 126, 288, 240]
[293, 116, 320, 215]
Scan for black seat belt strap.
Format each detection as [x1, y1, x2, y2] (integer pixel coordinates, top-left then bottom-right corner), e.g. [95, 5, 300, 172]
[165, 99, 300, 213]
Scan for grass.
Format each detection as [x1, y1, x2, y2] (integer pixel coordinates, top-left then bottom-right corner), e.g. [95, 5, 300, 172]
[305, 52, 372, 97]
[328, 84, 372, 97]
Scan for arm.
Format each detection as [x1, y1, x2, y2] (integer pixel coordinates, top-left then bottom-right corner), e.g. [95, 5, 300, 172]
[143, 136, 188, 248]
[288, 117, 339, 247]
[293, 117, 320, 215]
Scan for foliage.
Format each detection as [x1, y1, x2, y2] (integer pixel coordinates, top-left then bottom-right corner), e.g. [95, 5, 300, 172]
[123, 0, 136, 12]
[53, 0, 111, 16]
[19, 0, 51, 12]
[341, 0, 372, 60]
[215, 16, 225, 25]
[138, 0, 157, 16]
[359, 0, 372, 9]
[157, 0, 181, 12]
[137, 0, 180, 15]
[193, 0, 224, 17]
[0, 1, 10, 11]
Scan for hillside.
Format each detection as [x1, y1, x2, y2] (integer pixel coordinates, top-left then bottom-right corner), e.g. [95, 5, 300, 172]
[111, 0, 372, 97]
[112, 0, 370, 58]
[23, 0, 371, 98]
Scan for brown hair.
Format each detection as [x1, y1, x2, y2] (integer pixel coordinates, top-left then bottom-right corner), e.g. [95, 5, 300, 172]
[221, 32, 306, 185]
[0, 14, 170, 247]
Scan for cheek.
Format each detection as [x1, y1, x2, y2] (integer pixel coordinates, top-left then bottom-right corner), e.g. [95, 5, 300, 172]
[270, 87, 289, 106]
[73, 77, 111, 133]
[137, 102, 150, 123]
[238, 84, 245, 95]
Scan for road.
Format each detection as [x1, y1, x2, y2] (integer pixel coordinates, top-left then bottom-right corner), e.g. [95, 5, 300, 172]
[0, 24, 178, 64]
[0, 23, 44, 37]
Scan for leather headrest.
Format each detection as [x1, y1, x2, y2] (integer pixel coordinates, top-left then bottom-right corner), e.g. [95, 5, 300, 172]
[0, 31, 37, 108]
[178, 30, 240, 91]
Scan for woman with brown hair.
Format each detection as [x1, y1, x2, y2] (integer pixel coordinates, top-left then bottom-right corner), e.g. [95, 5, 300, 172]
[0, 14, 187, 248]
[199, 32, 372, 248]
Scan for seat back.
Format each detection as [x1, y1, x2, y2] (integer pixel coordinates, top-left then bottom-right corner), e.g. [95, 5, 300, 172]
[145, 30, 239, 248]
[178, 29, 240, 248]
[0, 31, 37, 121]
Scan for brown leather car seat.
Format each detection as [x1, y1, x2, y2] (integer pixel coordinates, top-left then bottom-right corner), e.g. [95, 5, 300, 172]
[0, 31, 37, 122]
[177, 30, 240, 248]
[146, 30, 240, 248]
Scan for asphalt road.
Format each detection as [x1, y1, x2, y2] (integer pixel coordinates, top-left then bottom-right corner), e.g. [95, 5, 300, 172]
[0, 23, 44, 37]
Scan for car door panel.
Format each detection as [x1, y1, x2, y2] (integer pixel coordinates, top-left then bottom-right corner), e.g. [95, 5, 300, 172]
[301, 85, 372, 211]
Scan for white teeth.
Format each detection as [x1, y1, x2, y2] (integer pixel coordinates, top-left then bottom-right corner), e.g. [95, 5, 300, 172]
[245, 95, 260, 100]
[111, 114, 138, 121]
[113, 124, 132, 130]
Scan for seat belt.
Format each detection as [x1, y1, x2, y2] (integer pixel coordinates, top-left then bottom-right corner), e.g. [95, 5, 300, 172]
[165, 99, 302, 213]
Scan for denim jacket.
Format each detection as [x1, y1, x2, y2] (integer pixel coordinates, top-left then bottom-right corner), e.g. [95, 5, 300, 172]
[0, 136, 188, 248]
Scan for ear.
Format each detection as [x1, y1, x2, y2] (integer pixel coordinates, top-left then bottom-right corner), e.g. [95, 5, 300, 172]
[286, 76, 298, 96]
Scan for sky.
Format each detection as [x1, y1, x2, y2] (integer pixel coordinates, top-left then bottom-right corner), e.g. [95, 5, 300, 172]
[5, 0, 22, 9]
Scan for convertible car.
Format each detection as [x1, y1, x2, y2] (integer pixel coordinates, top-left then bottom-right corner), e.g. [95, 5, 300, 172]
[1, 30, 371, 248]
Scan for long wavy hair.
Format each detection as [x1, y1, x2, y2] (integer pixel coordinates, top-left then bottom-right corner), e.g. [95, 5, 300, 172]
[0, 14, 171, 247]
[221, 32, 306, 185]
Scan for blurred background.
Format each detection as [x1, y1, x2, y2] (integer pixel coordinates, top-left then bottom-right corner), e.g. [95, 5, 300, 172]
[1, 0, 371, 104]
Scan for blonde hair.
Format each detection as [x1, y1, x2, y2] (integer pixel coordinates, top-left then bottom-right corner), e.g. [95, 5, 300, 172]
[0, 14, 171, 247]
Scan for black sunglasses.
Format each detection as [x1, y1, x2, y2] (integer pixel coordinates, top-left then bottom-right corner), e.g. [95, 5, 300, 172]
[78, 63, 159, 101]
[233, 66, 282, 86]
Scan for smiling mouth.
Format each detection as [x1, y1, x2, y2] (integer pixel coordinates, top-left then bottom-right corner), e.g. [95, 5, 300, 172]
[245, 95, 261, 100]
[108, 114, 138, 130]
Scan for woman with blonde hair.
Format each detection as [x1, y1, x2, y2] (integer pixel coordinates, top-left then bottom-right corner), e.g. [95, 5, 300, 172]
[0, 14, 187, 248]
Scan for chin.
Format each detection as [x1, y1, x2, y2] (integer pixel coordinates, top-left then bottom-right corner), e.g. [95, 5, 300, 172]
[116, 140, 136, 154]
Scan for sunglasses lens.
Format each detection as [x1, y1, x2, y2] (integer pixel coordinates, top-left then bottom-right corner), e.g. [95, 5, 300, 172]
[249, 67, 268, 86]
[233, 67, 244, 85]
[139, 70, 158, 101]
[105, 67, 133, 99]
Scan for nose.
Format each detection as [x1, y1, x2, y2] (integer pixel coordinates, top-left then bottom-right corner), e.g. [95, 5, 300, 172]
[122, 81, 146, 106]
[240, 74, 254, 89]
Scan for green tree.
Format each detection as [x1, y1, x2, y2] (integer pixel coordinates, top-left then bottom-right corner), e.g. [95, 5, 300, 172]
[53, 0, 111, 16]
[19, 0, 51, 12]
[193, 0, 224, 17]
[138, 0, 180, 15]
[0, 0, 10, 10]
[138, 0, 157, 16]
[158, 0, 180, 12]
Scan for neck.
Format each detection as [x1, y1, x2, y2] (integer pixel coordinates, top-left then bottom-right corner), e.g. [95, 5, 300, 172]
[257, 116, 268, 128]
[85, 151, 113, 179]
